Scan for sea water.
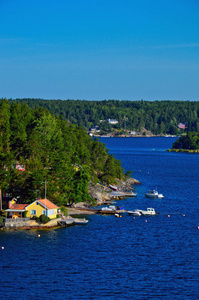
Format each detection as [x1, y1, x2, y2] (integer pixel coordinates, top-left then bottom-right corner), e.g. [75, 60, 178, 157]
[0, 137, 199, 299]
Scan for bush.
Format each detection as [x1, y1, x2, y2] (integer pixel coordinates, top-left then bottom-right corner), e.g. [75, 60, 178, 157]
[39, 214, 50, 224]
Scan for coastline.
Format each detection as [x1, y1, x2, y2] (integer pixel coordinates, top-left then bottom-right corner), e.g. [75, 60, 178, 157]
[2, 177, 140, 230]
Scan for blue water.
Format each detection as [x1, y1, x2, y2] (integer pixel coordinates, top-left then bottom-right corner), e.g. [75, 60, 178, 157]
[1, 137, 199, 299]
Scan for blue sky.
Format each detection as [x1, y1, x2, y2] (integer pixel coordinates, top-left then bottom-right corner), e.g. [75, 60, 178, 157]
[0, 0, 199, 100]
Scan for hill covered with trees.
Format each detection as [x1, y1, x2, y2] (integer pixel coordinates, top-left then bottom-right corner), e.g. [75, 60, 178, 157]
[0, 99, 124, 206]
[6, 98, 199, 135]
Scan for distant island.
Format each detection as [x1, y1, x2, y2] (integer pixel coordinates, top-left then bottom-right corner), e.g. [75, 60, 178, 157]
[168, 132, 199, 153]
[3, 98, 199, 136]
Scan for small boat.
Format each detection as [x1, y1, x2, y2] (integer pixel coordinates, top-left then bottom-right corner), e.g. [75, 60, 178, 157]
[127, 208, 156, 216]
[109, 184, 118, 191]
[144, 189, 164, 199]
[101, 205, 117, 211]
[73, 218, 89, 225]
[127, 210, 142, 216]
[58, 219, 74, 226]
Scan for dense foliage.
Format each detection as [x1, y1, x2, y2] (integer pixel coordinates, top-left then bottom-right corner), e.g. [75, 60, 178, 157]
[172, 132, 199, 150]
[6, 98, 199, 134]
[0, 99, 124, 206]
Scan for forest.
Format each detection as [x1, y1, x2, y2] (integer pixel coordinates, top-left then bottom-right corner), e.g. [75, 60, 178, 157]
[0, 99, 124, 206]
[172, 132, 199, 150]
[6, 98, 199, 135]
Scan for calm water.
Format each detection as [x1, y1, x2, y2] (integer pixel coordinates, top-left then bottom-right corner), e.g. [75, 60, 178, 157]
[1, 137, 199, 299]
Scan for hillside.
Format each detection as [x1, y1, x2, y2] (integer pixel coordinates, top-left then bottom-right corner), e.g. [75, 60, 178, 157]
[5, 98, 199, 135]
[0, 99, 125, 207]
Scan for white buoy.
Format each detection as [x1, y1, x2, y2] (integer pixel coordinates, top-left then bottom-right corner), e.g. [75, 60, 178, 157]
[2, 247, 4, 249]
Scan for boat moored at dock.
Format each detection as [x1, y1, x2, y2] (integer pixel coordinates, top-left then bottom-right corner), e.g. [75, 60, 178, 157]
[127, 208, 157, 216]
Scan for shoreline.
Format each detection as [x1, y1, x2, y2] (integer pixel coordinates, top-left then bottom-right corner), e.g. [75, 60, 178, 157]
[1, 177, 140, 230]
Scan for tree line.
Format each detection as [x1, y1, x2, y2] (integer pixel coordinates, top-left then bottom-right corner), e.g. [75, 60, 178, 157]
[5, 98, 199, 135]
[0, 99, 124, 206]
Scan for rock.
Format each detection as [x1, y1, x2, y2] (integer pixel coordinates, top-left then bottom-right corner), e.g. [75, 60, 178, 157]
[88, 178, 141, 204]
[116, 178, 141, 192]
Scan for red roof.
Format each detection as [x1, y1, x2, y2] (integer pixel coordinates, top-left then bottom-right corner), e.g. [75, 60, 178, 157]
[37, 199, 59, 209]
[10, 204, 29, 210]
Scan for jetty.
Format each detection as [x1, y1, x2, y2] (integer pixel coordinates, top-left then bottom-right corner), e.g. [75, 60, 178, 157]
[109, 191, 137, 199]
[67, 206, 125, 215]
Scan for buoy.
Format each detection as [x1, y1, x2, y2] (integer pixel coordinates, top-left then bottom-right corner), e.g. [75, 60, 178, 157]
[120, 215, 122, 218]
[145, 220, 148, 222]
[2, 247, 4, 249]
[115, 214, 119, 218]
[38, 234, 40, 237]
[183, 214, 185, 217]
[168, 215, 170, 217]
[198, 226, 199, 230]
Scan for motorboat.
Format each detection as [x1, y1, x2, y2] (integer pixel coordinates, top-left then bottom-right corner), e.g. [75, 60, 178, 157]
[109, 184, 118, 191]
[73, 218, 89, 225]
[127, 208, 156, 216]
[101, 205, 117, 211]
[127, 210, 142, 216]
[144, 189, 164, 199]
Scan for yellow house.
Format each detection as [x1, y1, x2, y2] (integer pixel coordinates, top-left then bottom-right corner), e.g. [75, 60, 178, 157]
[26, 199, 59, 219]
[5, 198, 59, 219]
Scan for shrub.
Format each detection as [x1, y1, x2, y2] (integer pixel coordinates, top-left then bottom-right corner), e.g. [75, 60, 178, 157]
[39, 214, 50, 224]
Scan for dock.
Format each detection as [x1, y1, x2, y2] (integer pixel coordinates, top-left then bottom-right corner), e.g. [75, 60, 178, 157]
[67, 207, 126, 215]
[109, 191, 137, 199]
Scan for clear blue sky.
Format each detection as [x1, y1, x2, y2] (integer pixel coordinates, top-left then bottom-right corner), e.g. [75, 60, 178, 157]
[0, 0, 199, 101]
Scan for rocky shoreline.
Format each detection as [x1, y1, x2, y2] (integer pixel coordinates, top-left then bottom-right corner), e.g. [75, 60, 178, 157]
[88, 178, 140, 204]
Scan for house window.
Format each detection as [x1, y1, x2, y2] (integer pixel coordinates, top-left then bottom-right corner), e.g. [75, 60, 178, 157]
[48, 209, 54, 215]
[31, 210, 36, 215]
[42, 210, 48, 216]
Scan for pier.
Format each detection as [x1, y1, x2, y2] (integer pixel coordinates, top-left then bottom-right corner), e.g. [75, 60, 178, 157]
[109, 191, 137, 199]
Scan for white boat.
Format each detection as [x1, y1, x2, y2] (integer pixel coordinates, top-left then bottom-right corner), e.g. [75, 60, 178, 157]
[144, 189, 164, 199]
[127, 210, 142, 216]
[73, 218, 88, 225]
[58, 219, 74, 226]
[101, 205, 117, 211]
[127, 208, 156, 216]
[109, 184, 118, 191]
